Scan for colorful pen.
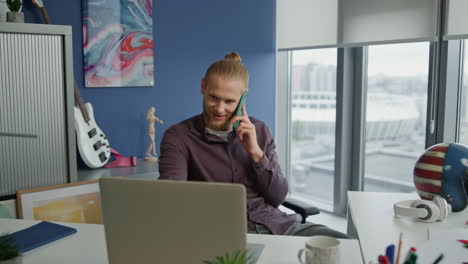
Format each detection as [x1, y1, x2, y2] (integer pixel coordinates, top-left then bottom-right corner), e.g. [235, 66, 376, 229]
[432, 253, 443, 264]
[396, 232, 403, 264]
[408, 253, 417, 264]
[378, 255, 390, 264]
[404, 247, 416, 262]
[460, 239, 468, 248]
[402, 253, 417, 264]
[385, 244, 395, 264]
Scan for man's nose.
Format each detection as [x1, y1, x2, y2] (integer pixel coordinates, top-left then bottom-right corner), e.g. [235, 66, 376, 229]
[214, 102, 225, 113]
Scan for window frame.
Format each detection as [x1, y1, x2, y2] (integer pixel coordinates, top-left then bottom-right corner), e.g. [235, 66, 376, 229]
[276, 47, 367, 216]
[435, 39, 465, 143]
[276, 2, 467, 216]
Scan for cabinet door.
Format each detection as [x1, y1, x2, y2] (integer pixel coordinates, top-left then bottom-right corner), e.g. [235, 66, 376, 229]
[0, 32, 69, 196]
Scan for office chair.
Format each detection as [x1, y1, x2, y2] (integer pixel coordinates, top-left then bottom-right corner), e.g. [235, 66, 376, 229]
[282, 197, 320, 224]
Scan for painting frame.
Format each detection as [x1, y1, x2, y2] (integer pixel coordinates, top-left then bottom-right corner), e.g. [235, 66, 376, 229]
[82, 0, 154, 87]
[17, 180, 102, 224]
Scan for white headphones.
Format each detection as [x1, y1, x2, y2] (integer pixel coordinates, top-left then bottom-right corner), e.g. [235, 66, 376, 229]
[394, 196, 452, 223]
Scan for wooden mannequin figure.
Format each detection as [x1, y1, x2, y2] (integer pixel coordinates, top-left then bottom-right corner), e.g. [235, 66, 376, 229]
[144, 106, 164, 163]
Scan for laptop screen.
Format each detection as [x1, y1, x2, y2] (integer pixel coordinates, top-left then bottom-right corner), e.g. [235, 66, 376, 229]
[100, 178, 249, 264]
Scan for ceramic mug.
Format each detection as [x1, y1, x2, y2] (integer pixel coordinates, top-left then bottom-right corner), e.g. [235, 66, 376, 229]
[297, 235, 340, 264]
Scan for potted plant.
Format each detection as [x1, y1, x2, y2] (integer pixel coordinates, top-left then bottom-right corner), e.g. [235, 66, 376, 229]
[203, 250, 248, 264]
[6, 0, 23, 23]
[0, 234, 20, 263]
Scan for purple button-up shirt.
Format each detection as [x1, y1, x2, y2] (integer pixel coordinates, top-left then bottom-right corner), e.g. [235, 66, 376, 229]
[159, 114, 296, 235]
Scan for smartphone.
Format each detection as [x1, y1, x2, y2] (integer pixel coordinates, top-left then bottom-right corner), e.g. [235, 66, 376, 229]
[232, 93, 247, 131]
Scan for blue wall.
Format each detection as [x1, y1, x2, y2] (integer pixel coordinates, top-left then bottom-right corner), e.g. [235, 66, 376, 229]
[22, 0, 277, 157]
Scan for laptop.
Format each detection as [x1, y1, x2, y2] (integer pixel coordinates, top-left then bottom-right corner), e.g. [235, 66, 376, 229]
[99, 178, 263, 264]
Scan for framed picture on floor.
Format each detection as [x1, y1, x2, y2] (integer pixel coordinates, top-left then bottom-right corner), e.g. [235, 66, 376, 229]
[17, 180, 102, 224]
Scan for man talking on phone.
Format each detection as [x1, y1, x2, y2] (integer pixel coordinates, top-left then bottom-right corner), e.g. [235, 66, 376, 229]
[159, 52, 347, 238]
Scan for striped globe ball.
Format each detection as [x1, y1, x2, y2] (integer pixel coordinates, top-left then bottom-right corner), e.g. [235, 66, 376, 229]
[414, 143, 468, 212]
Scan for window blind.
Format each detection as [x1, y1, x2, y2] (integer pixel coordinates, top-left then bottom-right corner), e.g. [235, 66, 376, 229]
[444, 0, 468, 40]
[340, 0, 438, 47]
[277, 0, 438, 50]
[277, 0, 338, 50]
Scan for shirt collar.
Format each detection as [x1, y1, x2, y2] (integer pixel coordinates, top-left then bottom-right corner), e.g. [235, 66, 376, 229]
[195, 113, 235, 143]
[205, 127, 232, 142]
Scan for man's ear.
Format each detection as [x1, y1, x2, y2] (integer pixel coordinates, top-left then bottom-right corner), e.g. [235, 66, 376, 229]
[200, 78, 206, 95]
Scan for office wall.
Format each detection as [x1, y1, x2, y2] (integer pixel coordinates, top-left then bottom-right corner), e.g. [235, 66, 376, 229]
[21, 0, 276, 157]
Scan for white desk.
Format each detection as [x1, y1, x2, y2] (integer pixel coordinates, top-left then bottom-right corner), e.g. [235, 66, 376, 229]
[347, 191, 468, 263]
[0, 218, 363, 264]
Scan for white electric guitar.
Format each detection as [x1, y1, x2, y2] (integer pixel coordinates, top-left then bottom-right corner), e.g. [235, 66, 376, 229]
[32, 0, 111, 168]
[74, 87, 111, 168]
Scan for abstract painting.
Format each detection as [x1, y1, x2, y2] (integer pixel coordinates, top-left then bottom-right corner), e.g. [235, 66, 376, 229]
[17, 180, 102, 224]
[83, 0, 154, 87]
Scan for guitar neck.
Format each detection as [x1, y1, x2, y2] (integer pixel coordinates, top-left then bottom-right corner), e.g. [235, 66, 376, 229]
[34, 2, 90, 124]
[74, 83, 91, 123]
[35, 5, 90, 124]
[39, 7, 51, 24]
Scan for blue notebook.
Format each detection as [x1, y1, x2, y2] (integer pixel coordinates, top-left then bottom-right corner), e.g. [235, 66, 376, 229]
[3, 221, 77, 253]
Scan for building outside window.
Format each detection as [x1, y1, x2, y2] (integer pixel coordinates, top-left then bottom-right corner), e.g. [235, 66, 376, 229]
[289, 49, 337, 206]
[363, 43, 430, 192]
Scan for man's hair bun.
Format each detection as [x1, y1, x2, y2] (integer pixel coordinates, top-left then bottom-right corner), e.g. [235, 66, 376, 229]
[224, 52, 241, 63]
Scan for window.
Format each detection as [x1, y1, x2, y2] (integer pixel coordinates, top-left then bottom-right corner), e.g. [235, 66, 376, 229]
[460, 41, 468, 145]
[289, 49, 337, 207]
[364, 43, 430, 192]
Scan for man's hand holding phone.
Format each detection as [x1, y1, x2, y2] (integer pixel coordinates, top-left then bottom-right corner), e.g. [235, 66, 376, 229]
[231, 104, 264, 163]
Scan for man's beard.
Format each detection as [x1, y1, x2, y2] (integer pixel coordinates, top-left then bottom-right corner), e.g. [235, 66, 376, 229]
[202, 104, 232, 131]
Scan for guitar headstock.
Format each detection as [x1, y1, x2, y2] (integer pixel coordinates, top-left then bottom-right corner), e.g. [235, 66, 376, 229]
[32, 0, 44, 8]
[31, 0, 51, 24]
